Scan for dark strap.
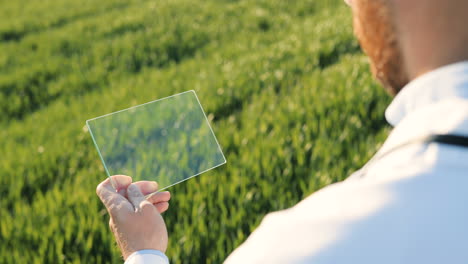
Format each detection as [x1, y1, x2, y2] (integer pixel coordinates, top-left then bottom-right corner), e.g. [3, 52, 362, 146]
[429, 134, 468, 148]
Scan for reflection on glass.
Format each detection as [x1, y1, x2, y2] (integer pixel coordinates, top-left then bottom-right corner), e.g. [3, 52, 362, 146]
[86, 90, 226, 190]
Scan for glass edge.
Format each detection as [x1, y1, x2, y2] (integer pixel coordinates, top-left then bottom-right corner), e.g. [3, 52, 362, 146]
[157, 159, 227, 192]
[191, 90, 228, 164]
[86, 90, 196, 122]
[86, 120, 111, 178]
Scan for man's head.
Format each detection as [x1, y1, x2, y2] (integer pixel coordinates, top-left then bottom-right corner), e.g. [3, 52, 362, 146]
[348, 0, 468, 95]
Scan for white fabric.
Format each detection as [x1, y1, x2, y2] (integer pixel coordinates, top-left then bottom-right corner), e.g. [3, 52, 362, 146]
[124, 249, 169, 264]
[225, 61, 468, 264]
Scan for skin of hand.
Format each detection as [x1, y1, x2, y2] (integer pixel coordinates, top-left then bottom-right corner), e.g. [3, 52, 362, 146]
[96, 175, 171, 260]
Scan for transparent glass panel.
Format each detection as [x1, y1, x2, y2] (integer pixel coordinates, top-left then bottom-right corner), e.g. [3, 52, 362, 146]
[86, 90, 226, 190]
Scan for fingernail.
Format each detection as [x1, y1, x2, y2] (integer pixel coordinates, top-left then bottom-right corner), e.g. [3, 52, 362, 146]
[152, 181, 158, 188]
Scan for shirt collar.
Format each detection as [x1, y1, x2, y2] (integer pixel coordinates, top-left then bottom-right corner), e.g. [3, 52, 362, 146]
[385, 61, 468, 127]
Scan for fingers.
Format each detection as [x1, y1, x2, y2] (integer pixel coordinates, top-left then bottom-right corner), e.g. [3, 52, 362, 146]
[110, 175, 133, 191]
[97, 176, 129, 197]
[133, 181, 159, 196]
[97, 176, 167, 216]
[96, 176, 133, 216]
[155, 202, 170, 213]
[147, 191, 171, 213]
[147, 191, 171, 204]
[133, 181, 170, 214]
[113, 175, 132, 197]
[127, 183, 154, 213]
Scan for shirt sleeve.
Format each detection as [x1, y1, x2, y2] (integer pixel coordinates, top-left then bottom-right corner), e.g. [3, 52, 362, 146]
[124, 250, 169, 264]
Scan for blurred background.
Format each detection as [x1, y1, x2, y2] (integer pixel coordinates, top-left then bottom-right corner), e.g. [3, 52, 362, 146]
[0, 0, 391, 263]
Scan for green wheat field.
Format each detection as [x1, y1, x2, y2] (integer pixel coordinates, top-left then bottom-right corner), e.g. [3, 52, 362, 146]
[0, 0, 392, 263]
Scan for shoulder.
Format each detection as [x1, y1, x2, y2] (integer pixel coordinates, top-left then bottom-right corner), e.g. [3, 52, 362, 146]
[226, 168, 468, 263]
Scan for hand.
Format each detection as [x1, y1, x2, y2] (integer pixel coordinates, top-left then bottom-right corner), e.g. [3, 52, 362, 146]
[96, 175, 171, 260]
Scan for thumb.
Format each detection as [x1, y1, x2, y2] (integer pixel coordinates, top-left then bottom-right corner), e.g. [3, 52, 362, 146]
[96, 177, 133, 217]
[127, 183, 152, 212]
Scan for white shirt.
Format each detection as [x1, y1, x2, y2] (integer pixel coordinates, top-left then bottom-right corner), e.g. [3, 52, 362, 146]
[125, 250, 169, 264]
[127, 61, 468, 264]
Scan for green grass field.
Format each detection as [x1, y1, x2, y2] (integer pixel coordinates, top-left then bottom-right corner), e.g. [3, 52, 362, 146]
[0, 0, 392, 263]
